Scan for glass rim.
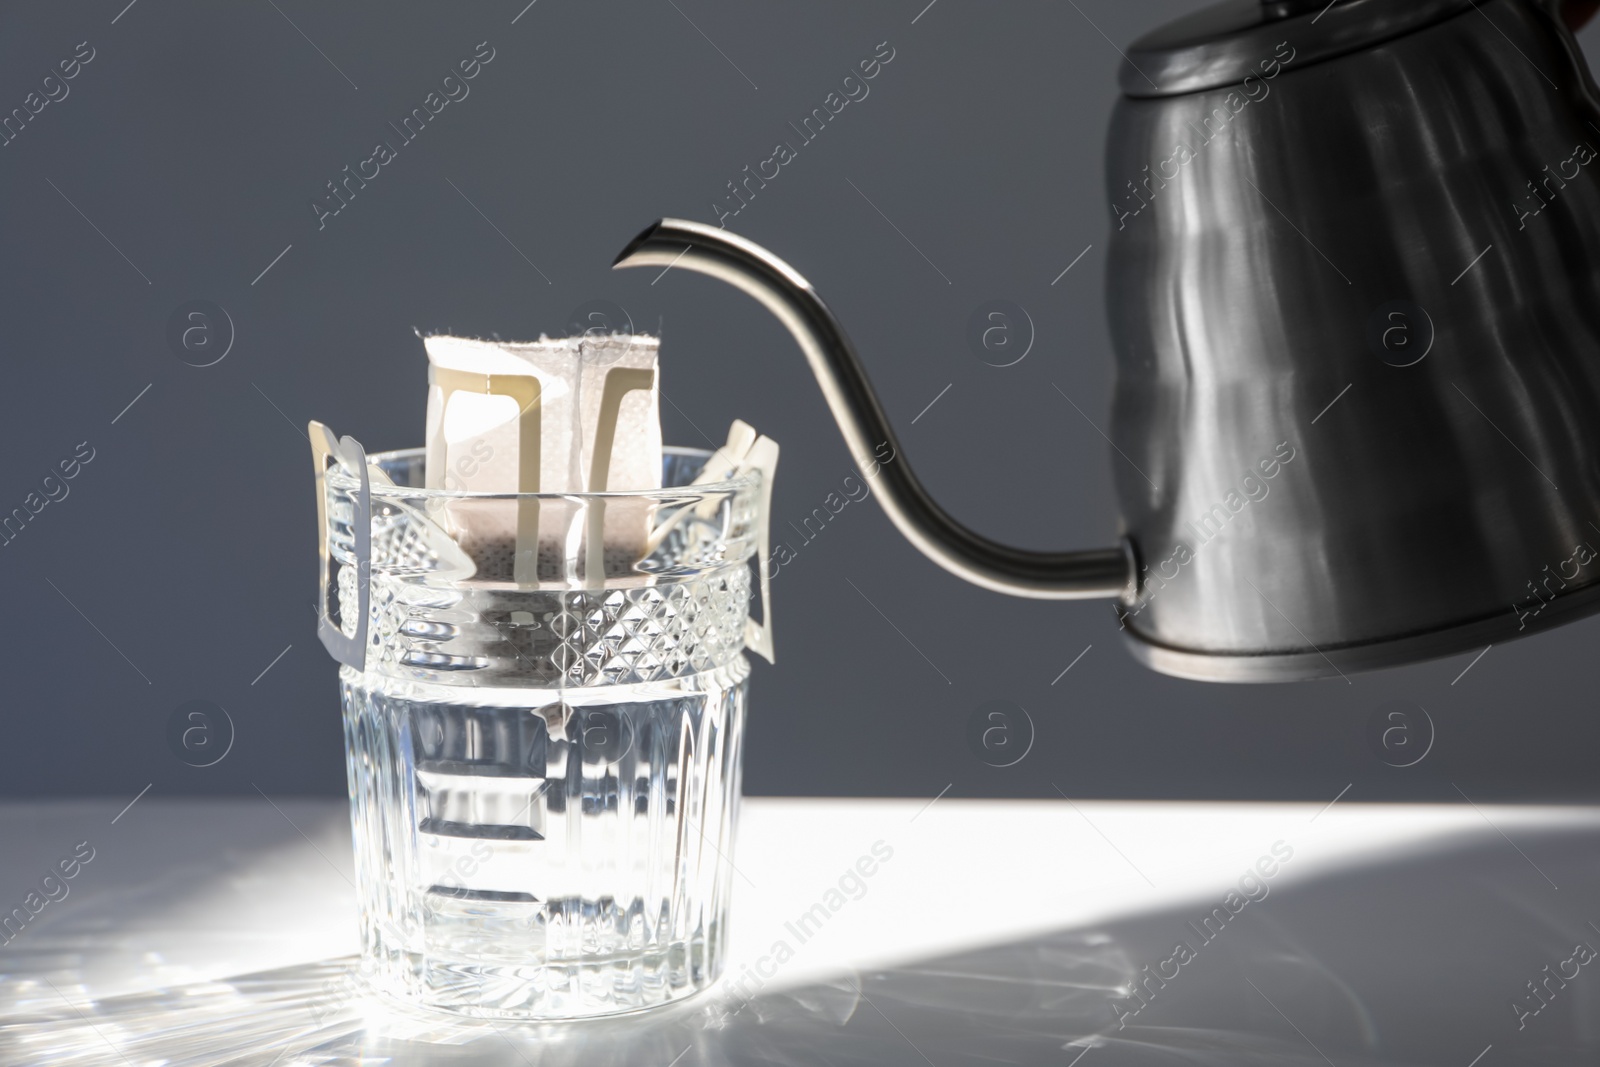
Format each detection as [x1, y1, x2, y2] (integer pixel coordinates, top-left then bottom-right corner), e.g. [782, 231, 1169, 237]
[328, 445, 761, 502]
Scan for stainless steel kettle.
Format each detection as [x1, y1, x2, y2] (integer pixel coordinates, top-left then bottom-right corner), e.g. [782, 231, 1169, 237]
[615, 0, 1600, 683]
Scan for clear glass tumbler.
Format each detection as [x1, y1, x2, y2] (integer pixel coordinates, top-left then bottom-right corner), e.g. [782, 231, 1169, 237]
[316, 445, 766, 1019]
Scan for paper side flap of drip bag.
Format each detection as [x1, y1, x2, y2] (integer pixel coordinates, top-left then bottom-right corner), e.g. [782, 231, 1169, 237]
[637, 419, 776, 660]
[742, 434, 779, 664]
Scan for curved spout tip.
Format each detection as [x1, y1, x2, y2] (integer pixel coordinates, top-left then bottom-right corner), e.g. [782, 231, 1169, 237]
[612, 219, 666, 269]
[612, 218, 816, 291]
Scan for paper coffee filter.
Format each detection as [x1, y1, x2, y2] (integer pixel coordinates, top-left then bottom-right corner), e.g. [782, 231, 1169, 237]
[421, 332, 662, 584]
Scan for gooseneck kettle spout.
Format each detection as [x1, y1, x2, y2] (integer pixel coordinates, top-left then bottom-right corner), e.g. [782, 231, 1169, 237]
[613, 219, 1134, 600]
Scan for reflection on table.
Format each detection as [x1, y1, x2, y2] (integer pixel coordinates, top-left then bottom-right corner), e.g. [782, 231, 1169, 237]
[1, 797, 1596, 1065]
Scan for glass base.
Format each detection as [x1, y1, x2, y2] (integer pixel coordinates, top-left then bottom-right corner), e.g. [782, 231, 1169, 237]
[341, 659, 747, 1019]
[367, 930, 725, 1020]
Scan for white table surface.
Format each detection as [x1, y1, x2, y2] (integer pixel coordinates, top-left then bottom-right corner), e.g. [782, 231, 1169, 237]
[2, 796, 1597, 1065]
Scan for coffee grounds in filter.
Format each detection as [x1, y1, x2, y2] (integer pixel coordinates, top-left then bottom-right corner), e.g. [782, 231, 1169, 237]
[457, 535, 649, 583]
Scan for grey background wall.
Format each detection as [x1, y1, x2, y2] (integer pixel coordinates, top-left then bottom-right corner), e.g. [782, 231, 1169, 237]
[2, 0, 1597, 802]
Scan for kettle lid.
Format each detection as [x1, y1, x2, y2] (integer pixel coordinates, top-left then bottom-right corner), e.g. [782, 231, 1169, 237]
[1121, 0, 1475, 98]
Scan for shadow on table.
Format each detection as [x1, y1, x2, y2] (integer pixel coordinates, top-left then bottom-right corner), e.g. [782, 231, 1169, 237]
[6, 821, 1600, 1066]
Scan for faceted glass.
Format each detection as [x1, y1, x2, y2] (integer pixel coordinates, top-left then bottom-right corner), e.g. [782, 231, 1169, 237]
[324, 448, 761, 1018]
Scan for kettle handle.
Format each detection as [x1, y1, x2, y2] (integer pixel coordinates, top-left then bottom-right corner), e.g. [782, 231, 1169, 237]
[613, 219, 1134, 601]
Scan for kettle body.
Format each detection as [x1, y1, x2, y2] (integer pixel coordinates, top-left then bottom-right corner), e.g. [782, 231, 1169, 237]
[616, 0, 1600, 682]
[1106, 0, 1600, 678]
